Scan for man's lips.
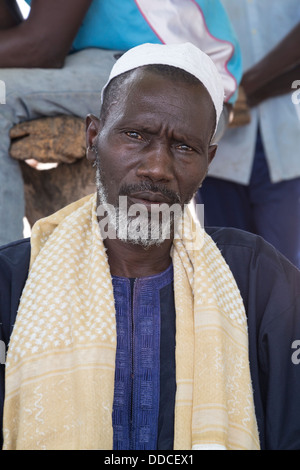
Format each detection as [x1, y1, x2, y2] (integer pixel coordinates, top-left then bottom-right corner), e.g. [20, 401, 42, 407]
[119, 182, 181, 207]
[128, 191, 172, 205]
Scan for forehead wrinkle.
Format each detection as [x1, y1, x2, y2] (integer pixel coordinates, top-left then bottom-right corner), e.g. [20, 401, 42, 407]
[127, 80, 215, 134]
[104, 70, 215, 144]
[120, 90, 197, 127]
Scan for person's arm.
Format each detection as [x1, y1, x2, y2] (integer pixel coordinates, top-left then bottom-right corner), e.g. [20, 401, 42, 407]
[0, 0, 93, 68]
[241, 22, 300, 105]
[194, 0, 243, 104]
[0, 0, 23, 29]
[244, 63, 300, 107]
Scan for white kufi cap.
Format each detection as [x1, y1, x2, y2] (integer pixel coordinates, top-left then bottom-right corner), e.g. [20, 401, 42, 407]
[101, 42, 224, 133]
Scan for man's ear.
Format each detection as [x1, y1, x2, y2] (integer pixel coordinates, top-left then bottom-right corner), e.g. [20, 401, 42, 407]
[86, 114, 101, 162]
[208, 144, 217, 165]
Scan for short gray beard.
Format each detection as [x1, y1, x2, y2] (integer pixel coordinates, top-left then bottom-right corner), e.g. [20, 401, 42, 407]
[96, 163, 174, 248]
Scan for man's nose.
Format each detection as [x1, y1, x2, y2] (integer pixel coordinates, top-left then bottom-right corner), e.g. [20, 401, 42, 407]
[136, 144, 174, 182]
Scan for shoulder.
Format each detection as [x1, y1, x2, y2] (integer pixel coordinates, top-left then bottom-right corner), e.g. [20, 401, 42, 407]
[206, 226, 300, 315]
[206, 225, 271, 263]
[207, 225, 298, 275]
[207, 225, 267, 251]
[0, 238, 31, 340]
[0, 238, 31, 274]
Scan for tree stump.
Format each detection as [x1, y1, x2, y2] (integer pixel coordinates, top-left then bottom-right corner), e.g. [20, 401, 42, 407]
[9, 116, 96, 227]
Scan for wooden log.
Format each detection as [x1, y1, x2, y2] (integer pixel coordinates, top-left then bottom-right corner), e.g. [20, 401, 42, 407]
[10, 116, 96, 226]
[10, 115, 86, 163]
[19, 158, 96, 226]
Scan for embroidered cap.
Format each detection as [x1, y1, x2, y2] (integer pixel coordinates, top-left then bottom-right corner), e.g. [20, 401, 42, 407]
[101, 42, 224, 133]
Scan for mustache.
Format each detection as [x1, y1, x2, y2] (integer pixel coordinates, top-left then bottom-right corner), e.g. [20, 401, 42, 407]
[119, 181, 181, 205]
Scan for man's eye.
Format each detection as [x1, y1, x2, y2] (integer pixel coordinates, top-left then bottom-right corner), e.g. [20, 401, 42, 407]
[125, 131, 143, 140]
[177, 143, 194, 152]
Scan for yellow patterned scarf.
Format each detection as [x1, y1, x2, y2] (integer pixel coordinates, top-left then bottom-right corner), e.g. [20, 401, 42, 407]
[3, 193, 259, 450]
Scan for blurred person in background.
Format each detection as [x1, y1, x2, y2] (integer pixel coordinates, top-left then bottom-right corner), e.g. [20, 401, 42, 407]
[198, 0, 300, 269]
[0, 0, 241, 245]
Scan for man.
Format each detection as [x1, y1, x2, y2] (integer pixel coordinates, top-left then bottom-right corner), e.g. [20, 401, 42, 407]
[1, 43, 300, 450]
[198, 0, 300, 269]
[0, 0, 240, 245]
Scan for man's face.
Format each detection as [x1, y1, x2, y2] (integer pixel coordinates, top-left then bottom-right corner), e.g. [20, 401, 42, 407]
[87, 68, 217, 245]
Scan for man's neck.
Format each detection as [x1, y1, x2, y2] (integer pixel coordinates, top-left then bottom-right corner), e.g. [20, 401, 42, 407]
[104, 237, 173, 278]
